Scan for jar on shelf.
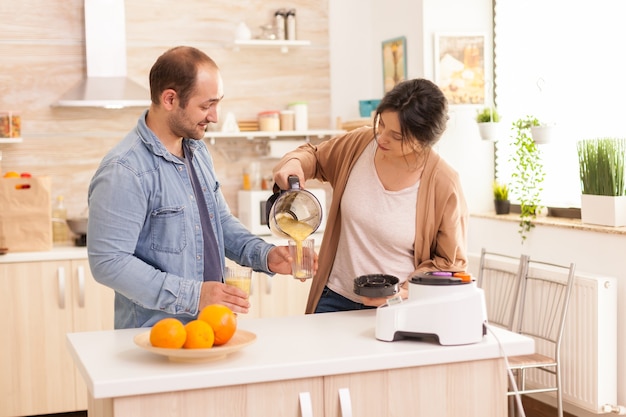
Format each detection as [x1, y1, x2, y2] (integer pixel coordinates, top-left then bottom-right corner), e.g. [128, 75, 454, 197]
[274, 9, 286, 40]
[279, 110, 295, 131]
[288, 102, 308, 131]
[0, 111, 21, 138]
[258, 110, 280, 132]
[286, 9, 297, 40]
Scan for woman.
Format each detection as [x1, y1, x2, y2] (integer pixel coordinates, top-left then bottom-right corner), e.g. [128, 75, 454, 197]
[273, 78, 468, 314]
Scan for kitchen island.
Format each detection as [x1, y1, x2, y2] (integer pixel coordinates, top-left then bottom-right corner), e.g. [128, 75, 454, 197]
[67, 309, 533, 417]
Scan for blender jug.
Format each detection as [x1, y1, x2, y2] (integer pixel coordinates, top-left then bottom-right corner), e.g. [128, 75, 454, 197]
[266, 175, 323, 240]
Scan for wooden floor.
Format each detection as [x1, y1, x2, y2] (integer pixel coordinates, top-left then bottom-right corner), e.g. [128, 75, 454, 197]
[522, 397, 578, 417]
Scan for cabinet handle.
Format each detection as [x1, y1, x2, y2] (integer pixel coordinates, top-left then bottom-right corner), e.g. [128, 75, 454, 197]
[265, 274, 272, 295]
[77, 265, 85, 308]
[57, 266, 66, 309]
[339, 388, 353, 417]
[299, 392, 314, 417]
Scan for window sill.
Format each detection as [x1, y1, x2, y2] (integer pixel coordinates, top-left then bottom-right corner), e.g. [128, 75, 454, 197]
[471, 212, 626, 236]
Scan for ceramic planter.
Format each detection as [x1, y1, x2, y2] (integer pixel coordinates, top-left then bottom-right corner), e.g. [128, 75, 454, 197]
[477, 122, 502, 141]
[530, 125, 556, 144]
[494, 199, 511, 215]
[580, 194, 626, 227]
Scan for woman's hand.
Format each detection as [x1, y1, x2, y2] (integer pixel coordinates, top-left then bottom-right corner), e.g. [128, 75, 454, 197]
[361, 283, 409, 307]
[273, 159, 306, 190]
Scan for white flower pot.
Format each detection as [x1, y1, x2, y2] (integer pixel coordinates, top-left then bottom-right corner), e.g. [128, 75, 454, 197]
[477, 122, 502, 141]
[580, 194, 626, 227]
[530, 125, 556, 144]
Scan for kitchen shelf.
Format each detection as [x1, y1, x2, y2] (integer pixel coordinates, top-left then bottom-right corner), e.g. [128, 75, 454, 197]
[0, 137, 23, 144]
[233, 39, 311, 53]
[204, 129, 345, 144]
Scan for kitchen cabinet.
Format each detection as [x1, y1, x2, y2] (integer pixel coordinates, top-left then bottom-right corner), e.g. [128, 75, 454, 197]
[84, 361, 505, 417]
[67, 309, 528, 417]
[104, 376, 326, 417]
[0, 257, 114, 417]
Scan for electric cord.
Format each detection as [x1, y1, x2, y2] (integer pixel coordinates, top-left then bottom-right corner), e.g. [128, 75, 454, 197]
[485, 323, 526, 417]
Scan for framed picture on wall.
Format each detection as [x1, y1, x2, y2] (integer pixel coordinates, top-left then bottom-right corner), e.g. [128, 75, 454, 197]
[433, 33, 486, 106]
[382, 36, 407, 94]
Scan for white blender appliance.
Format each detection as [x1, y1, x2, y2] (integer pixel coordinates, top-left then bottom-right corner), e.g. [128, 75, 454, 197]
[375, 272, 487, 346]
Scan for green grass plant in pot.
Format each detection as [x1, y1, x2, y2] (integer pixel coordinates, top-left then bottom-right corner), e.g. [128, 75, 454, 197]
[577, 137, 626, 226]
[476, 107, 502, 141]
[510, 116, 546, 242]
[492, 181, 510, 214]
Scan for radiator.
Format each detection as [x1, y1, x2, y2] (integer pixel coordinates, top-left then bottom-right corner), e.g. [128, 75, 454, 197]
[468, 254, 618, 414]
[527, 271, 618, 414]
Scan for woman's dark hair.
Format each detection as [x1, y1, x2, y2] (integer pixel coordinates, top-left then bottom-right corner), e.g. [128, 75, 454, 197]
[149, 46, 219, 108]
[374, 78, 449, 148]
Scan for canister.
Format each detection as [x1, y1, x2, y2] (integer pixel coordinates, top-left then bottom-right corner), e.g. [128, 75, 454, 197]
[258, 110, 280, 132]
[0, 111, 21, 138]
[279, 110, 295, 131]
[288, 102, 308, 131]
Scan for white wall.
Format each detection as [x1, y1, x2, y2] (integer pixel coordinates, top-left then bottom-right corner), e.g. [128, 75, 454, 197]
[329, 0, 495, 213]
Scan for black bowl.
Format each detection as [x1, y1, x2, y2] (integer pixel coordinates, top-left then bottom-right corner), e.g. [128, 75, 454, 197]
[353, 274, 399, 298]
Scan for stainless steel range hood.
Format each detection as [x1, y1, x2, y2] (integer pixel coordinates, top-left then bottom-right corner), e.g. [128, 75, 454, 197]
[53, 0, 150, 109]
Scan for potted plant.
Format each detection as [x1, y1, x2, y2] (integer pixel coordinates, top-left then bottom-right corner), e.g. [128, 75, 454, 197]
[492, 181, 510, 214]
[510, 116, 546, 241]
[577, 137, 626, 226]
[476, 107, 502, 141]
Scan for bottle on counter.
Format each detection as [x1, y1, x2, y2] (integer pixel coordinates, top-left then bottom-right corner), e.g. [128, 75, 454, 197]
[52, 195, 69, 244]
[286, 9, 297, 40]
[274, 9, 286, 40]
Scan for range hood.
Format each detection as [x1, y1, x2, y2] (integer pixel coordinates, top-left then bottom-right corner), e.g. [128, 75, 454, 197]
[53, 0, 151, 109]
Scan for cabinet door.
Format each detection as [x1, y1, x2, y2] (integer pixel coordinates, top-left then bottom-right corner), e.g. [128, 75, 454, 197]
[324, 360, 506, 417]
[109, 376, 325, 417]
[71, 259, 114, 333]
[0, 260, 79, 417]
[71, 259, 115, 410]
[257, 272, 312, 317]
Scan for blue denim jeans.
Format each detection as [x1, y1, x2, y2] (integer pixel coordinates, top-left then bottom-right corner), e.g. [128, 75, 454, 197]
[315, 286, 377, 313]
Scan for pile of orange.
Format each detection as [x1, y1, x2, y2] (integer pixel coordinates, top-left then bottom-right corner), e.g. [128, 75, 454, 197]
[149, 304, 237, 349]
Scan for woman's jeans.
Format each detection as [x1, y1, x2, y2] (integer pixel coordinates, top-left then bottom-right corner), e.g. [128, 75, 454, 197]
[315, 286, 377, 313]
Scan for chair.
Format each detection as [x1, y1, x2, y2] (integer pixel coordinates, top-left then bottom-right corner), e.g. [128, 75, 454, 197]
[476, 248, 528, 330]
[506, 258, 576, 417]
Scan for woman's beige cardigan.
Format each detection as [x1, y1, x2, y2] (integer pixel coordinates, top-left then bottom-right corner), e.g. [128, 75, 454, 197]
[273, 127, 469, 314]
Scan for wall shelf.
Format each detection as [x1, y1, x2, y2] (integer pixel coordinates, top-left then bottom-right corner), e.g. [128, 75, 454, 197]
[0, 137, 23, 144]
[233, 39, 311, 53]
[204, 129, 344, 144]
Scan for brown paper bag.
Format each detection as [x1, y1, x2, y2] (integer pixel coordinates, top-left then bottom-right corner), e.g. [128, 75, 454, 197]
[0, 176, 53, 252]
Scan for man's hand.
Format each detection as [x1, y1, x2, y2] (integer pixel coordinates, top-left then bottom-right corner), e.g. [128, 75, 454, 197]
[199, 281, 250, 314]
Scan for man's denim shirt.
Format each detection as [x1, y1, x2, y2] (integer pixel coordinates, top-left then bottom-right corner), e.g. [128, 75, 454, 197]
[87, 111, 275, 329]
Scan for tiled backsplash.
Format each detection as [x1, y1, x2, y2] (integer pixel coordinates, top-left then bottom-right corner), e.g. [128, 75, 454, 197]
[0, 0, 331, 217]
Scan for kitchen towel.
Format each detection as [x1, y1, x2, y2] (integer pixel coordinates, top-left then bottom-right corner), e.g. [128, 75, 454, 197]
[0, 176, 53, 252]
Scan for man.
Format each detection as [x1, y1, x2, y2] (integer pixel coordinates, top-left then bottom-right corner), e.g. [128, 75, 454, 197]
[88, 46, 293, 329]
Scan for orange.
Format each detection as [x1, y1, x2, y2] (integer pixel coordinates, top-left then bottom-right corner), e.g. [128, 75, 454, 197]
[183, 319, 215, 349]
[3, 171, 19, 178]
[149, 318, 186, 349]
[198, 304, 237, 346]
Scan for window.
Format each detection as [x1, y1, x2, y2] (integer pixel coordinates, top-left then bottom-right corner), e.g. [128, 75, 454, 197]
[493, 0, 626, 208]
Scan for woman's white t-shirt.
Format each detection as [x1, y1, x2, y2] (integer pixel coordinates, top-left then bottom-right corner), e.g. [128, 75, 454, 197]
[326, 139, 419, 303]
